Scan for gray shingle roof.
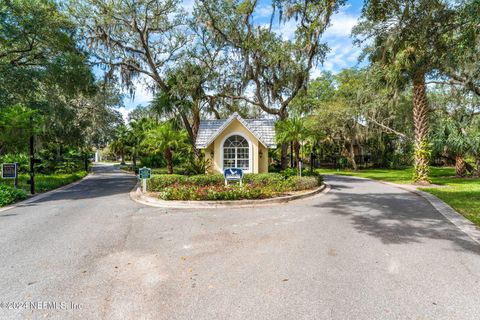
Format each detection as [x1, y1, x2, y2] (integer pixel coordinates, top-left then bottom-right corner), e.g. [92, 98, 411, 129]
[195, 112, 277, 149]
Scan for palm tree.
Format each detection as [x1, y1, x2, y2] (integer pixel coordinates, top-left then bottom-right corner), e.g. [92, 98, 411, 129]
[128, 118, 154, 171]
[109, 125, 130, 165]
[353, 1, 458, 183]
[467, 119, 480, 177]
[276, 117, 310, 169]
[432, 118, 470, 177]
[143, 122, 186, 174]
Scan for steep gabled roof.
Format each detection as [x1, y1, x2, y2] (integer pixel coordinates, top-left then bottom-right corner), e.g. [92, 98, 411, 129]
[195, 112, 276, 149]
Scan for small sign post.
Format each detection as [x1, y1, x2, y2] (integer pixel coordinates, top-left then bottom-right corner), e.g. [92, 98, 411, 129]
[138, 167, 151, 193]
[2, 163, 18, 188]
[224, 168, 244, 186]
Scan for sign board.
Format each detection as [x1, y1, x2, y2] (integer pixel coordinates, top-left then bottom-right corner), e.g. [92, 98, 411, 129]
[2, 163, 17, 179]
[224, 168, 243, 180]
[138, 167, 151, 180]
[224, 168, 243, 186]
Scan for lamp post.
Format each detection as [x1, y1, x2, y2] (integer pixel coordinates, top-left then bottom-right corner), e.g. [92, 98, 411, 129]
[29, 116, 35, 195]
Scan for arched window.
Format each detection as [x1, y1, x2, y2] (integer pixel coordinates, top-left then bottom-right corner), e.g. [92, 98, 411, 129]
[223, 135, 249, 170]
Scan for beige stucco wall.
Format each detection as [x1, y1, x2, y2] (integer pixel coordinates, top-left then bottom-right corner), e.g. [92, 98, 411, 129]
[203, 119, 269, 174]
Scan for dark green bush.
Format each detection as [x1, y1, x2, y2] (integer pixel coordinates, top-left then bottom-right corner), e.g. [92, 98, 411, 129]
[0, 185, 28, 207]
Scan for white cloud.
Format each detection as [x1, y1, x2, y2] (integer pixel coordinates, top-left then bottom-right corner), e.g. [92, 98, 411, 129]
[255, 4, 274, 18]
[312, 6, 362, 75]
[323, 7, 359, 39]
[181, 0, 195, 14]
[117, 106, 131, 123]
[124, 76, 154, 108]
[121, 76, 155, 122]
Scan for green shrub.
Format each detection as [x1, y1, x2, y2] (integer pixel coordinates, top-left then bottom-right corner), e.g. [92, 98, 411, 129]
[0, 185, 28, 207]
[147, 174, 188, 191]
[286, 176, 320, 191]
[243, 173, 285, 185]
[150, 167, 187, 175]
[187, 174, 224, 186]
[160, 184, 270, 201]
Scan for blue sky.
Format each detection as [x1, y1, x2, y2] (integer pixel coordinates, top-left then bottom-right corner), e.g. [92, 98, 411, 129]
[119, 0, 364, 118]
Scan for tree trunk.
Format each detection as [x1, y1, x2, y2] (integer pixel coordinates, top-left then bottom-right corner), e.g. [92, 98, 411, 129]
[181, 112, 201, 160]
[290, 141, 294, 168]
[164, 149, 173, 174]
[412, 72, 430, 184]
[293, 141, 301, 167]
[476, 156, 480, 178]
[132, 149, 137, 172]
[455, 154, 466, 177]
[120, 149, 126, 165]
[348, 141, 357, 171]
[280, 143, 288, 169]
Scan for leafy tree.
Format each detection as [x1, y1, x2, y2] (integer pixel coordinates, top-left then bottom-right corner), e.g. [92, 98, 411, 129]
[196, 0, 344, 168]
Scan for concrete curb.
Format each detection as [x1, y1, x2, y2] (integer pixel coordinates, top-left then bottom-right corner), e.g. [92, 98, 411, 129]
[325, 174, 480, 246]
[130, 183, 329, 209]
[0, 172, 93, 213]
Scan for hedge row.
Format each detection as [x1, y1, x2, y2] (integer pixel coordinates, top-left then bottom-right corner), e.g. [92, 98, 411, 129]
[147, 172, 322, 201]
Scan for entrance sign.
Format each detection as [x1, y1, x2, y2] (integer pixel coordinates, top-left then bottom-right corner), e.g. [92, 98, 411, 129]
[138, 167, 151, 193]
[2, 163, 17, 179]
[224, 168, 243, 186]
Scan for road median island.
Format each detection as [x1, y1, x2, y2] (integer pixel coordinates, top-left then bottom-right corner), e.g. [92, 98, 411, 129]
[131, 182, 327, 208]
[130, 171, 328, 208]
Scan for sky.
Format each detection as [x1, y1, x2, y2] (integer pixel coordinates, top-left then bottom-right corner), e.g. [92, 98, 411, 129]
[118, 0, 365, 120]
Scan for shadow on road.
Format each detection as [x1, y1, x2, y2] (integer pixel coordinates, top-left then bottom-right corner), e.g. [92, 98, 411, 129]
[319, 176, 480, 255]
[14, 164, 138, 207]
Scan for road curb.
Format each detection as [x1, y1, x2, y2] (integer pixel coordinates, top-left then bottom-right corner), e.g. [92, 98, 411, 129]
[0, 173, 93, 213]
[325, 174, 480, 245]
[130, 183, 329, 209]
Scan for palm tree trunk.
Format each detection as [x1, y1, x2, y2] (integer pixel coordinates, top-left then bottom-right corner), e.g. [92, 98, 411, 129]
[290, 141, 294, 168]
[476, 156, 480, 178]
[132, 149, 137, 172]
[281, 143, 288, 169]
[294, 141, 301, 167]
[164, 149, 173, 174]
[412, 71, 430, 184]
[455, 154, 466, 177]
[120, 149, 126, 165]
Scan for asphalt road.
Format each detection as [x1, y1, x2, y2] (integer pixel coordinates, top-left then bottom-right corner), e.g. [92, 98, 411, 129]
[0, 163, 479, 320]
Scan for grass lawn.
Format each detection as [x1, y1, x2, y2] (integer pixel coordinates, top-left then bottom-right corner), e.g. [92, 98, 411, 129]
[0, 172, 88, 194]
[317, 167, 480, 227]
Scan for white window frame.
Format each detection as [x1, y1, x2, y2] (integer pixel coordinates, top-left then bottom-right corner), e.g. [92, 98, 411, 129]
[220, 132, 252, 173]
